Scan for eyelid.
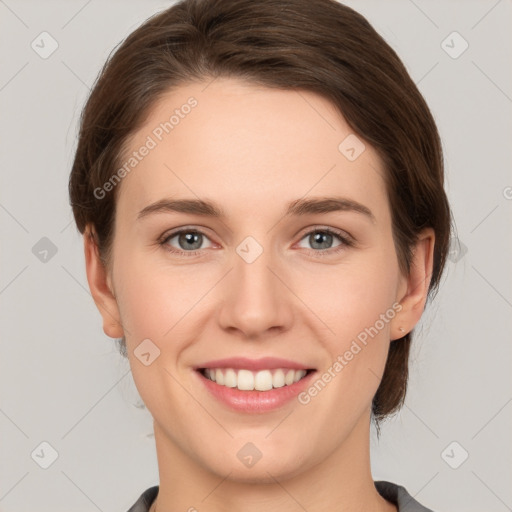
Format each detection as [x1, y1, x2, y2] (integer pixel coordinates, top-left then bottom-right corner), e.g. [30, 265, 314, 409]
[295, 225, 355, 245]
[159, 224, 355, 256]
[158, 226, 216, 248]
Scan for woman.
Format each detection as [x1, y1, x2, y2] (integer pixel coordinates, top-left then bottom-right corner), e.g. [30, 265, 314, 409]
[68, 0, 452, 510]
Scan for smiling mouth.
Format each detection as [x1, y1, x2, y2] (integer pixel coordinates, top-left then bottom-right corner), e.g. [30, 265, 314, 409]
[197, 367, 315, 391]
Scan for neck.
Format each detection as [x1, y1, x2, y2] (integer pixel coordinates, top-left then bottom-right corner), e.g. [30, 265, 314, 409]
[149, 409, 396, 512]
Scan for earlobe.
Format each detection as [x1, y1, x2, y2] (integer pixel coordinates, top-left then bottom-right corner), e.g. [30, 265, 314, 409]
[391, 228, 435, 340]
[83, 226, 124, 339]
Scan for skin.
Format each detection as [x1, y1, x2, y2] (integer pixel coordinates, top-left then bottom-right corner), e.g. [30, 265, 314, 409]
[84, 78, 434, 512]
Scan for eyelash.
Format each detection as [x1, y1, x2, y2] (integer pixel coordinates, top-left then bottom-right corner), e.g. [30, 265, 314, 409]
[158, 226, 355, 258]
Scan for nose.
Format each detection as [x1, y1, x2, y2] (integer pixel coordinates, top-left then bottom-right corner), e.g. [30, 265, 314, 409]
[217, 241, 294, 339]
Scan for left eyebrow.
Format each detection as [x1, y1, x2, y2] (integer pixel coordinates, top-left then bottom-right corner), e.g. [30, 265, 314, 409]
[137, 195, 376, 223]
[285, 197, 376, 223]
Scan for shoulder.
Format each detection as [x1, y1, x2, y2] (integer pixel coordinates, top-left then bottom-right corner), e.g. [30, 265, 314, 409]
[374, 480, 438, 512]
[126, 485, 159, 512]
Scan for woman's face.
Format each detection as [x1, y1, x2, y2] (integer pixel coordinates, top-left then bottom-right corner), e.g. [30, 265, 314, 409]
[91, 78, 424, 482]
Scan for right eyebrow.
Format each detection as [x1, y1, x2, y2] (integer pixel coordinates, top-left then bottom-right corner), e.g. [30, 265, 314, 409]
[137, 198, 223, 220]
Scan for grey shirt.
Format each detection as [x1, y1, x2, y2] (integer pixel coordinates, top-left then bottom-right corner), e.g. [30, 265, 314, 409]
[126, 481, 437, 511]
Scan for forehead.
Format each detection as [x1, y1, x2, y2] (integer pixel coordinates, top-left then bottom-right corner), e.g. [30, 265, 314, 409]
[115, 78, 388, 224]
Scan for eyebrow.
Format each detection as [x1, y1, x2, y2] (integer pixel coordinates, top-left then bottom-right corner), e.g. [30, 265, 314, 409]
[137, 196, 376, 223]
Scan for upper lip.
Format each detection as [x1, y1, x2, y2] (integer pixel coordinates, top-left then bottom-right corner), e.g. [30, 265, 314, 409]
[194, 357, 314, 372]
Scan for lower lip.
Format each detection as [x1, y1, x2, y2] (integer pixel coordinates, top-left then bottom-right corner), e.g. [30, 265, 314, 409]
[194, 369, 316, 413]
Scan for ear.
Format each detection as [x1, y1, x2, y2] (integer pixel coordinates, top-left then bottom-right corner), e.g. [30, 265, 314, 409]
[83, 225, 124, 338]
[390, 227, 435, 341]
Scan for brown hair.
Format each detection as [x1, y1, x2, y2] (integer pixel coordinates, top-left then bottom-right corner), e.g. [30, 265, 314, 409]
[68, 0, 453, 430]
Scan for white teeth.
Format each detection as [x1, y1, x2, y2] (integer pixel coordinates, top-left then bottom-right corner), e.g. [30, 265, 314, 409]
[237, 369, 254, 390]
[223, 368, 237, 388]
[293, 370, 304, 383]
[202, 368, 309, 391]
[272, 369, 285, 388]
[254, 370, 273, 391]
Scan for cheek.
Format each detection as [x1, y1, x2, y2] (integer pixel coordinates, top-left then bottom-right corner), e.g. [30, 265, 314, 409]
[300, 243, 400, 399]
[114, 231, 400, 346]
[299, 249, 399, 342]
[115, 257, 200, 418]
[295, 261, 399, 429]
[113, 249, 203, 343]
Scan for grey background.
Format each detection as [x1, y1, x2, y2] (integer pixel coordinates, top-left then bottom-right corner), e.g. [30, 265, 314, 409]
[1, 1, 511, 511]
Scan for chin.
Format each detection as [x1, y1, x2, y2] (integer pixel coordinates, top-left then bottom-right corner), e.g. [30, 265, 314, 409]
[202, 449, 313, 484]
